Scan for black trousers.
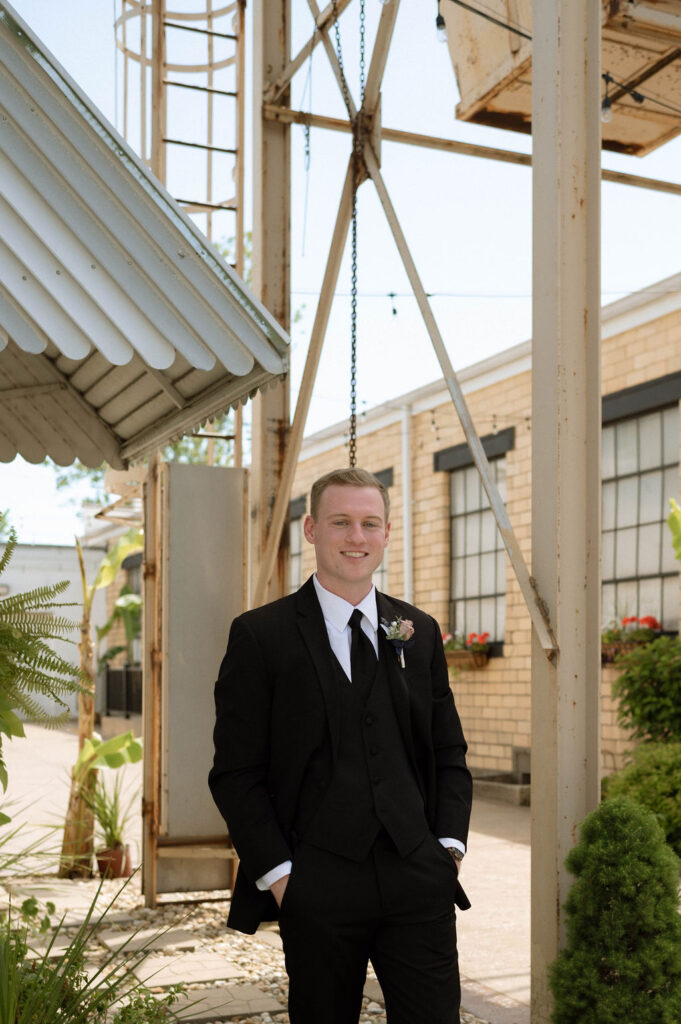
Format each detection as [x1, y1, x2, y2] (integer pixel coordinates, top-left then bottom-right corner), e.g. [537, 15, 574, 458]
[277, 831, 461, 1024]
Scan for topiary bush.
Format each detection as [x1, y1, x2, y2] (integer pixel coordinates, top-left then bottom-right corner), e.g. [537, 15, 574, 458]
[612, 635, 681, 742]
[549, 797, 681, 1024]
[602, 742, 681, 857]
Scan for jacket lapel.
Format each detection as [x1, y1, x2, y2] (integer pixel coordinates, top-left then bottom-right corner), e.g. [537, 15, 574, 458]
[376, 591, 419, 769]
[295, 577, 342, 759]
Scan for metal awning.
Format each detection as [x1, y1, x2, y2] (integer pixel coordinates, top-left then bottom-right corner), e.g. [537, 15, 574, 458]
[0, 2, 288, 468]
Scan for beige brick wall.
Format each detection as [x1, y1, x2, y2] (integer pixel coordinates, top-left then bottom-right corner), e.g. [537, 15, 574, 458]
[293, 304, 681, 775]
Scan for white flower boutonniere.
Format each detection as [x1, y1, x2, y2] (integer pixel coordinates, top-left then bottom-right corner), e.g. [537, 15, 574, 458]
[380, 616, 415, 669]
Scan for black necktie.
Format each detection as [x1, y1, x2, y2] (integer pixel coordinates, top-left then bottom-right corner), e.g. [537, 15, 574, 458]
[348, 608, 377, 698]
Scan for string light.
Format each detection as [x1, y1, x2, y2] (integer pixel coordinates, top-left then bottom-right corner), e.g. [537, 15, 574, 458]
[436, 1, 448, 42]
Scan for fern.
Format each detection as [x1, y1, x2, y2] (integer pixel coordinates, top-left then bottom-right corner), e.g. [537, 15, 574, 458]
[0, 520, 86, 793]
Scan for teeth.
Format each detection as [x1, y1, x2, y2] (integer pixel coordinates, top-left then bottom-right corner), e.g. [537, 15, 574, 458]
[343, 552, 366, 558]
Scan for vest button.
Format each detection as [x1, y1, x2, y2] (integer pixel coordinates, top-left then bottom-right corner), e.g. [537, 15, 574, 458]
[364, 714, 374, 726]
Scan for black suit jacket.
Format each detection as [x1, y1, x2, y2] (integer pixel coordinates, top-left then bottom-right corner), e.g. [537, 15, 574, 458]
[209, 577, 472, 933]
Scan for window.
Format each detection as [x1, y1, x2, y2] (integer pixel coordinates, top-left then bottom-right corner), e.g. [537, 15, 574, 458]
[449, 459, 506, 643]
[289, 495, 306, 594]
[602, 406, 679, 630]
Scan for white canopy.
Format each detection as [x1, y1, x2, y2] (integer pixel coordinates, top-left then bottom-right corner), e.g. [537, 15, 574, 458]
[0, 2, 288, 468]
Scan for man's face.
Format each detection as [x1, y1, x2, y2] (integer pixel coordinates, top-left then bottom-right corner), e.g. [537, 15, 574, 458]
[303, 484, 390, 601]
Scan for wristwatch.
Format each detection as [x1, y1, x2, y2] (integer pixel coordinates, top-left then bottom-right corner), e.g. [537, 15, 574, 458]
[447, 847, 464, 865]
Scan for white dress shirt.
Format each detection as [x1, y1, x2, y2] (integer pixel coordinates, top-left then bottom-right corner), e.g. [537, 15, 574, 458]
[256, 575, 464, 891]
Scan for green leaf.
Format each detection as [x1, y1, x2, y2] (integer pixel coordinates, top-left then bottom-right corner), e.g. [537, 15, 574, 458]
[667, 498, 681, 563]
[91, 528, 143, 592]
[0, 707, 25, 740]
[0, 810, 10, 825]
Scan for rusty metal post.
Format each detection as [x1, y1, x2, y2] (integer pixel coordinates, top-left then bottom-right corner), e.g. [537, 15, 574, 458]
[530, 1, 602, 1019]
[250, 0, 291, 606]
[150, 0, 167, 183]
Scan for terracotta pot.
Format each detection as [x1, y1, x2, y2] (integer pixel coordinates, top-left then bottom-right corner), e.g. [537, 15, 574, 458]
[96, 843, 132, 879]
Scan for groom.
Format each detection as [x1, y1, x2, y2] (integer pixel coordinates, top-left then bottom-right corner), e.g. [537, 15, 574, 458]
[209, 468, 472, 1024]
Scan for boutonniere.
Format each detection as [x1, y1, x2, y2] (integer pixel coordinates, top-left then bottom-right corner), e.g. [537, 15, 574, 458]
[380, 616, 415, 669]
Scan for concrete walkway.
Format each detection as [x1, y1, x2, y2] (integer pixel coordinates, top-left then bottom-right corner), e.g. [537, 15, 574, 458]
[3, 725, 530, 1024]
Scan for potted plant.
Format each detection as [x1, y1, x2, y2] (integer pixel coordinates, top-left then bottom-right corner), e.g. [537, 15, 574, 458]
[442, 631, 489, 669]
[601, 614, 661, 663]
[82, 771, 137, 879]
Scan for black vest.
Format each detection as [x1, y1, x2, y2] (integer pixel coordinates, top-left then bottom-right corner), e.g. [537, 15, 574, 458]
[301, 641, 428, 860]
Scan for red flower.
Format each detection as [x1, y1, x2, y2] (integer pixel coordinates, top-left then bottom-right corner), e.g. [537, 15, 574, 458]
[638, 615, 661, 631]
[621, 615, 639, 626]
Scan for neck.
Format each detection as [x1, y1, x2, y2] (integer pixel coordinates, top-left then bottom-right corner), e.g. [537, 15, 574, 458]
[315, 573, 373, 607]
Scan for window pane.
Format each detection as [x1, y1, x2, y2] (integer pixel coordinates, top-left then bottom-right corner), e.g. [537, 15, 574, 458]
[466, 512, 481, 553]
[639, 470, 662, 525]
[663, 575, 679, 631]
[494, 459, 507, 503]
[662, 530, 678, 574]
[463, 600, 479, 636]
[480, 597, 495, 636]
[465, 466, 480, 510]
[452, 516, 465, 557]
[480, 509, 497, 552]
[480, 552, 496, 594]
[664, 466, 679, 511]
[615, 527, 637, 578]
[496, 550, 506, 592]
[638, 412, 662, 472]
[602, 426, 615, 480]
[602, 583, 616, 629]
[616, 477, 638, 528]
[615, 580, 637, 620]
[452, 474, 466, 516]
[663, 406, 678, 466]
[464, 555, 478, 597]
[602, 531, 615, 580]
[453, 558, 465, 598]
[637, 523, 661, 577]
[496, 597, 506, 643]
[602, 481, 616, 531]
[616, 419, 638, 476]
[638, 576, 661, 621]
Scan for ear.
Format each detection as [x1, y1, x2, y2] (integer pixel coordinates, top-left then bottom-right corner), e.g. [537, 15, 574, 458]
[303, 514, 315, 544]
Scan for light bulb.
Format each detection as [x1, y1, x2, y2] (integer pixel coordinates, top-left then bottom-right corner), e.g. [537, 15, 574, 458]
[436, 13, 448, 42]
[601, 96, 613, 124]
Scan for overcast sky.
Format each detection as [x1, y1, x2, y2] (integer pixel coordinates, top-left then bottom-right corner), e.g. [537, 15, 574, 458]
[3, 0, 681, 542]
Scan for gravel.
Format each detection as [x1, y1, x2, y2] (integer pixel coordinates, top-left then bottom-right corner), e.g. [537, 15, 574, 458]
[8, 874, 490, 1024]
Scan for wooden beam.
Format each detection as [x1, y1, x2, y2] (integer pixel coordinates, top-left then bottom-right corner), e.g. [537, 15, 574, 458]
[264, 0, 354, 105]
[263, 105, 681, 197]
[362, 140, 558, 655]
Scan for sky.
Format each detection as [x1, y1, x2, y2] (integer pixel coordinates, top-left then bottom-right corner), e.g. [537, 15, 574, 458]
[2, 0, 681, 542]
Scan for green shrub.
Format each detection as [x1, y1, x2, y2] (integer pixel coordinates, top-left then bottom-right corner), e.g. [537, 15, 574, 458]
[550, 797, 681, 1024]
[603, 742, 681, 857]
[612, 635, 681, 741]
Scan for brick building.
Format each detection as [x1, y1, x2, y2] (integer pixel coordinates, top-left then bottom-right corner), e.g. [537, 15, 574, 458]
[291, 273, 681, 777]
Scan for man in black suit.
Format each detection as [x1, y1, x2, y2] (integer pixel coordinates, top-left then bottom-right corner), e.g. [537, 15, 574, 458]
[209, 468, 472, 1024]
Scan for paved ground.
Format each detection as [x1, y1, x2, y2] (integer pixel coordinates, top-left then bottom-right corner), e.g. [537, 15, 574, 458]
[3, 724, 530, 1024]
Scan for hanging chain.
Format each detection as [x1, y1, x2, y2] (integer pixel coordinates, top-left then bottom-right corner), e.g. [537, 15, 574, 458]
[331, 0, 366, 468]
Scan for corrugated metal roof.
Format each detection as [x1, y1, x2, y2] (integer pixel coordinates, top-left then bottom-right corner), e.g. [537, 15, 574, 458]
[0, 2, 288, 468]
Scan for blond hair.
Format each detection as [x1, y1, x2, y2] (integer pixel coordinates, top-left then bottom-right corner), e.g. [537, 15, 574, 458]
[309, 468, 390, 522]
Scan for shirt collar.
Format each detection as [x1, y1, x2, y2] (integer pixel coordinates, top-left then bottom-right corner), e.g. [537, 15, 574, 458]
[312, 574, 378, 633]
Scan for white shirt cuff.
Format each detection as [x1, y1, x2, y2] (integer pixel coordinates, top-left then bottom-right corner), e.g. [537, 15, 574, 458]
[438, 838, 466, 857]
[255, 859, 293, 892]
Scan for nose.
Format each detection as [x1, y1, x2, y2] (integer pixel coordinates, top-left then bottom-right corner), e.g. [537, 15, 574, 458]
[346, 520, 366, 544]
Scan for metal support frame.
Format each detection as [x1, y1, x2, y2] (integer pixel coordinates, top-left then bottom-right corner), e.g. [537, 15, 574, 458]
[249, 0, 291, 605]
[530, 2, 602, 1019]
[254, 0, 557, 655]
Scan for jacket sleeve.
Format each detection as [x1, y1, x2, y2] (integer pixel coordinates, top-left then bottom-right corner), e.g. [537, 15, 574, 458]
[428, 614, 473, 846]
[208, 615, 293, 883]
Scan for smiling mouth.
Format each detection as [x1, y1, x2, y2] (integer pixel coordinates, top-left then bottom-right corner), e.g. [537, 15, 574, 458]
[342, 551, 367, 558]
